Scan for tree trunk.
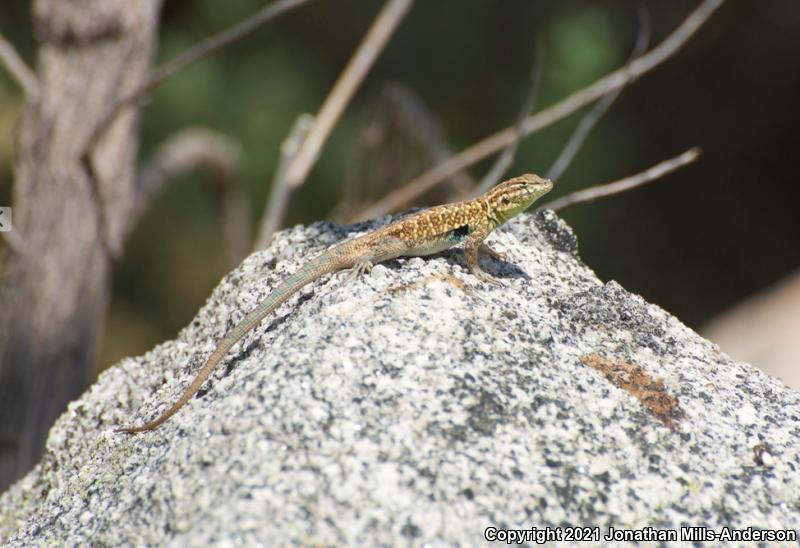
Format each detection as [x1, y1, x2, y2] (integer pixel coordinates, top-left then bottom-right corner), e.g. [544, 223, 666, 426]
[0, 0, 163, 490]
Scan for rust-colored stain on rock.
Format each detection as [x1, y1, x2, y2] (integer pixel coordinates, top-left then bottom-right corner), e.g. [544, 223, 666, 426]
[580, 354, 685, 429]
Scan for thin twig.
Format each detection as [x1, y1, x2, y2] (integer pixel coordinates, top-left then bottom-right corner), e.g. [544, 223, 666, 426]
[136, 127, 242, 213]
[254, 114, 314, 250]
[546, 90, 617, 182]
[347, 0, 724, 222]
[384, 84, 478, 192]
[332, 83, 477, 222]
[135, 127, 248, 266]
[85, 0, 313, 166]
[475, 40, 544, 196]
[213, 172, 252, 269]
[257, 0, 413, 247]
[281, 0, 414, 189]
[541, 147, 701, 211]
[145, 0, 313, 100]
[79, 0, 312, 258]
[0, 32, 38, 99]
[547, 7, 652, 182]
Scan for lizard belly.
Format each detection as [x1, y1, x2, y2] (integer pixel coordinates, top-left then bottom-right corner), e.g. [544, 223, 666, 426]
[403, 225, 470, 257]
[403, 238, 456, 257]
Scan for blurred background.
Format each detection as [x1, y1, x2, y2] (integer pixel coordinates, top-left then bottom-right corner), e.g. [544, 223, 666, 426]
[1, 0, 798, 389]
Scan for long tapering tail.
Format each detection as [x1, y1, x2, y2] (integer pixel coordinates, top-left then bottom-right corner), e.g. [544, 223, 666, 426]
[116, 252, 348, 433]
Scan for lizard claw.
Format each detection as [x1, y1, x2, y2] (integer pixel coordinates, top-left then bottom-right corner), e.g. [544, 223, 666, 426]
[482, 275, 506, 288]
[347, 259, 373, 282]
[469, 265, 505, 287]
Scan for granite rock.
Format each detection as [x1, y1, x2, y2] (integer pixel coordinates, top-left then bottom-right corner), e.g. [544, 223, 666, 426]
[1, 211, 798, 546]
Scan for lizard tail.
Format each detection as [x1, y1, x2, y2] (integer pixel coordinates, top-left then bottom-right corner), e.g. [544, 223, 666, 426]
[116, 252, 349, 433]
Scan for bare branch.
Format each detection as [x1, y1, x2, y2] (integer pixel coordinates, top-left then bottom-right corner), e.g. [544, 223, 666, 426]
[281, 0, 414, 189]
[347, 0, 724, 222]
[541, 147, 701, 212]
[254, 114, 314, 250]
[475, 41, 543, 196]
[546, 91, 617, 182]
[384, 84, 478, 193]
[78, 0, 313, 258]
[214, 174, 252, 269]
[332, 84, 477, 222]
[84, 0, 313, 169]
[144, 0, 313, 101]
[0, 32, 38, 99]
[547, 7, 652, 182]
[255, 0, 412, 247]
[137, 128, 241, 207]
[135, 127, 248, 266]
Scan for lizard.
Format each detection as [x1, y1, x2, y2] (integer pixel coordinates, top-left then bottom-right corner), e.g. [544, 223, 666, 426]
[116, 173, 553, 433]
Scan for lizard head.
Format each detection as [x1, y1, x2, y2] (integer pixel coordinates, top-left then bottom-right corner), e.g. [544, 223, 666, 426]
[486, 173, 553, 225]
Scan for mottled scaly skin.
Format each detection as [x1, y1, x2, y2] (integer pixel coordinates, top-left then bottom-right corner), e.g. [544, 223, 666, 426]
[117, 173, 552, 433]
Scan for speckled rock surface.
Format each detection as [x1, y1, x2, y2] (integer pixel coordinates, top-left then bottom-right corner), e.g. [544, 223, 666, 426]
[1, 211, 798, 546]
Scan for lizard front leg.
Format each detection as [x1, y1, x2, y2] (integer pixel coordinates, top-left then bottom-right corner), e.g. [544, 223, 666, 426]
[464, 225, 504, 286]
[478, 242, 506, 262]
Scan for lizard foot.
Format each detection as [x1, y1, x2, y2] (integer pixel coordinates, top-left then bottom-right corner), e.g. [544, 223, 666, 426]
[469, 265, 505, 287]
[347, 259, 374, 282]
[479, 243, 507, 262]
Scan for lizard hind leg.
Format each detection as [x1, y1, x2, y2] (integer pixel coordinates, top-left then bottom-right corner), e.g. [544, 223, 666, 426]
[346, 258, 374, 282]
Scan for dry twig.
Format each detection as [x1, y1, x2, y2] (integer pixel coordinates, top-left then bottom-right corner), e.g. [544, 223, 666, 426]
[137, 129, 241, 203]
[333, 84, 477, 222]
[258, 0, 413, 245]
[547, 7, 652, 182]
[541, 147, 701, 212]
[0, 32, 38, 98]
[254, 114, 314, 250]
[281, 0, 414, 189]
[383, 84, 478, 192]
[77, 0, 313, 259]
[474, 42, 543, 196]
[347, 0, 724, 222]
[87, 0, 313, 153]
[144, 0, 313, 100]
[136, 127, 248, 266]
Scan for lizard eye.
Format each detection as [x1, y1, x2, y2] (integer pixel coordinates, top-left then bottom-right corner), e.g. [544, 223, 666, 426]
[501, 196, 510, 205]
